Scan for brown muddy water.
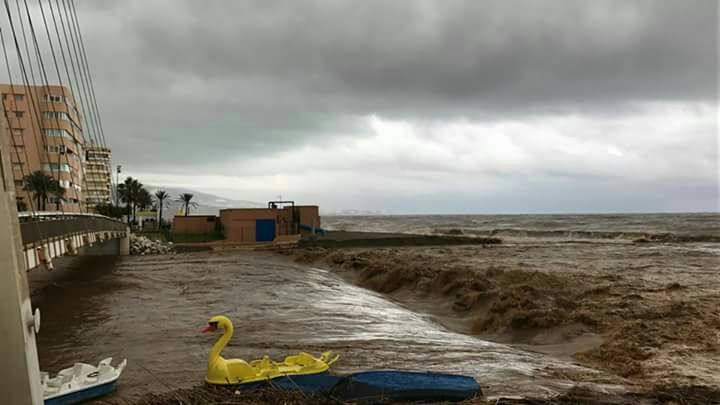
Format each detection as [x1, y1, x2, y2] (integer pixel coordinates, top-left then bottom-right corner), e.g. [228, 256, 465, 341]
[30, 252, 620, 402]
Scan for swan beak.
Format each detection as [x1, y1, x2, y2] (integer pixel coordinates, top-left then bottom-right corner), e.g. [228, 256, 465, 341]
[201, 324, 217, 333]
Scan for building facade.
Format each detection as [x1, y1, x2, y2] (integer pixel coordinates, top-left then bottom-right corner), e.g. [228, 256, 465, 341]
[84, 144, 112, 211]
[0, 84, 85, 212]
[173, 204, 321, 243]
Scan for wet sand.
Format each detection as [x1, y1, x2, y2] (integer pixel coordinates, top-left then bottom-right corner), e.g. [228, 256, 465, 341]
[289, 240, 720, 390]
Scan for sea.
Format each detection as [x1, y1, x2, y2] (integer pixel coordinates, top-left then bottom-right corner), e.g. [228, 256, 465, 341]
[322, 212, 720, 242]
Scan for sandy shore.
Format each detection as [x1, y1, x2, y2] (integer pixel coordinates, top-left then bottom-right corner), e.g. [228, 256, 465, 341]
[288, 240, 720, 390]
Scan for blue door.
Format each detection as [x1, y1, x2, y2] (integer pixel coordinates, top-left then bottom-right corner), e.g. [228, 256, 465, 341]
[256, 219, 276, 242]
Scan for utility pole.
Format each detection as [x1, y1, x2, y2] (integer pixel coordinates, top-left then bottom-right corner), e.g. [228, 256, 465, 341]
[115, 165, 121, 206]
[0, 112, 43, 403]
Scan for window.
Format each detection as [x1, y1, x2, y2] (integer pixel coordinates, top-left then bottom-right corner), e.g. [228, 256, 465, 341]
[46, 144, 66, 153]
[44, 163, 71, 172]
[12, 162, 23, 169]
[12, 128, 22, 136]
[87, 152, 110, 161]
[43, 111, 71, 121]
[45, 94, 66, 103]
[2, 93, 24, 102]
[15, 111, 23, 118]
[14, 180, 23, 187]
[44, 128, 73, 141]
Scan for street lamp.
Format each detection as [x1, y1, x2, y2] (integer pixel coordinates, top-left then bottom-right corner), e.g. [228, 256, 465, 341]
[115, 165, 122, 206]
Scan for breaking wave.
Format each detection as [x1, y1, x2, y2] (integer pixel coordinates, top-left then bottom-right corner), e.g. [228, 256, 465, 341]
[430, 228, 720, 243]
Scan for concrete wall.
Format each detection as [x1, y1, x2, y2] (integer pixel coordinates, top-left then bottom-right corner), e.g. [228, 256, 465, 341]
[276, 207, 294, 236]
[220, 208, 278, 242]
[0, 107, 43, 404]
[220, 206, 321, 242]
[296, 205, 321, 229]
[173, 215, 217, 234]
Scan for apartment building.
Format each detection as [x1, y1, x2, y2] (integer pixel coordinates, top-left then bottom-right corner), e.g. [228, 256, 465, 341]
[0, 84, 85, 212]
[84, 144, 112, 211]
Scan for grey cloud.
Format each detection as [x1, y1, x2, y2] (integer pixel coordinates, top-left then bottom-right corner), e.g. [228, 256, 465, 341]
[71, 1, 717, 175]
[118, 1, 716, 102]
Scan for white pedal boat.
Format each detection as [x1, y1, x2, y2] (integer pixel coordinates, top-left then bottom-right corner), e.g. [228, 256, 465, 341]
[42, 357, 127, 405]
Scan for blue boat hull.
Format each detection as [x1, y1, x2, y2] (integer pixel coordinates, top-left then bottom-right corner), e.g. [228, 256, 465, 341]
[333, 370, 481, 402]
[44, 380, 117, 405]
[233, 372, 341, 394]
[233, 370, 481, 402]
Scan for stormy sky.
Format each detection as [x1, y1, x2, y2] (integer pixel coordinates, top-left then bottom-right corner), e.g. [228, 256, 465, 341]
[6, 1, 719, 213]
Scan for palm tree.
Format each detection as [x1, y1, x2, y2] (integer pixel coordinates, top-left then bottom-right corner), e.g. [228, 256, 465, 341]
[137, 188, 153, 212]
[23, 171, 56, 211]
[177, 193, 197, 216]
[154, 190, 169, 225]
[117, 177, 144, 224]
[94, 203, 123, 219]
[51, 181, 65, 211]
[117, 178, 132, 223]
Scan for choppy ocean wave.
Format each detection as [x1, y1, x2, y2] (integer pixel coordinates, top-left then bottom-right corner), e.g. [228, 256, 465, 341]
[323, 213, 720, 242]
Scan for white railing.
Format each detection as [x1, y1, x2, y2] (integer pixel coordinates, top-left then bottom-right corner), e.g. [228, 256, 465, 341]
[17, 211, 123, 223]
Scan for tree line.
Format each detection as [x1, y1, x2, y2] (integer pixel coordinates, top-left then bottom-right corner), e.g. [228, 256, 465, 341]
[99, 176, 199, 224]
[19, 171, 200, 223]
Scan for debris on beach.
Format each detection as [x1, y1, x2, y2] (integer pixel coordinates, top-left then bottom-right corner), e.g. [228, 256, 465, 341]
[130, 234, 174, 255]
[125, 383, 720, 404]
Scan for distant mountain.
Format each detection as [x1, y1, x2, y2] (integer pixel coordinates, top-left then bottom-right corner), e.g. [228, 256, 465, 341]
[145, 185, 264, 218]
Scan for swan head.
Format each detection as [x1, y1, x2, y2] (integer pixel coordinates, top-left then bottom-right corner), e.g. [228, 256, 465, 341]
[202, 315, 232, 333]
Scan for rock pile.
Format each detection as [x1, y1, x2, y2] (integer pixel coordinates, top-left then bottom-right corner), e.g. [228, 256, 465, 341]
[130, 234, 174, 255]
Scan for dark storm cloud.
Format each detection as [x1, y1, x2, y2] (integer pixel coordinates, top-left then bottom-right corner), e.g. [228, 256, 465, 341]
[73, 0, 717, 171]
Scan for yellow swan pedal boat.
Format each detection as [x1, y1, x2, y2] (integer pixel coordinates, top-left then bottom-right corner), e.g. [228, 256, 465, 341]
[202, 315, 339, 385]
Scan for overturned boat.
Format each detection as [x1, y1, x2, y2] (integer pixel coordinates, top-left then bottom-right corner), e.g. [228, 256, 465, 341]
[332, 370, 481, 402]
[237, 369, 482, 402]
[42, 357, 127, 405]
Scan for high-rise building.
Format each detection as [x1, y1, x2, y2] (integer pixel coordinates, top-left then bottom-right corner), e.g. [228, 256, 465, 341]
[0, 84, 85, 212]
[84, 144, 112, 211]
